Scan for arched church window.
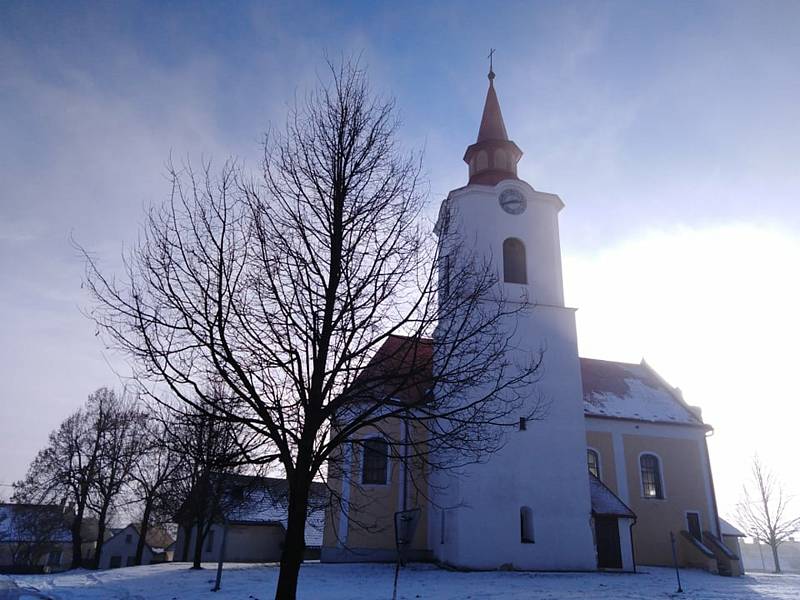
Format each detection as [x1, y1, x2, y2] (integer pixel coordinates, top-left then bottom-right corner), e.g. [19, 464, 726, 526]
[476, 150, 488, 171]
[362, 438, 389, 485]
[503, 238, 527, 284]
[494, 149, 507, 170]
[640, 453, 664, 499]
[587, 449, 600, 479]
[520, 506, 535, 543]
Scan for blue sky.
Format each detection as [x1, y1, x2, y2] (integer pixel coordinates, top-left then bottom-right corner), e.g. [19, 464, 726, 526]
[2, 1, 799, 514]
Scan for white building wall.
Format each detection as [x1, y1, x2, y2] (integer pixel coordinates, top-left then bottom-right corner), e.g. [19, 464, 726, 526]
[431, 180, 596, 570]
[98, 525, 154, 569]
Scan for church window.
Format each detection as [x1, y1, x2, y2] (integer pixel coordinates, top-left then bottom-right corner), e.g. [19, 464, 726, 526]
[686, 511, 702, 541]
[476, 150, 488, 171]
[587, 449, 600, 479]
[640, 453, 664, 499]
[494, 149, 507, 170]
[362, 437, 389, 485]
[503, 238, 527, 284]
[520, 506, 535, 543]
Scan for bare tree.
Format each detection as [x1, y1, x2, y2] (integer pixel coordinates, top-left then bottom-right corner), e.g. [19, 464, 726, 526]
[127, 412, 183, 566]
[2, 505, 68, 571]
[162, 397, 259, 569]
[86, 390, 141, 568]
[736, 455, 800, 573]
[13, 389, 109, 568]
[82, 59, 541, 599]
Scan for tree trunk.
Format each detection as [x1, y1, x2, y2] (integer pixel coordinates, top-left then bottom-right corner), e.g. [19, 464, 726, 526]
[274, 479, 311, 600]
[94, 503, 110, 569]
[135, 499, 153, 566]
[770, 540, 782, 573]
[192, 519, 205, 569]
[70, 502, 86, 569]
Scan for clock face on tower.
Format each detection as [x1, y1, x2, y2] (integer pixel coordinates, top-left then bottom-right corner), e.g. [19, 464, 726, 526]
[499, 188, 526, 215]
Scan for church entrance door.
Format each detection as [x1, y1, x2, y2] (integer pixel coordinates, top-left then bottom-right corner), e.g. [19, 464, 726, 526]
[595, 516, 622, 569]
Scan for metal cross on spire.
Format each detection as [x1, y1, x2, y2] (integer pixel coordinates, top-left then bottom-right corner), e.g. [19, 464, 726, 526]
[488, 48, 496, 80]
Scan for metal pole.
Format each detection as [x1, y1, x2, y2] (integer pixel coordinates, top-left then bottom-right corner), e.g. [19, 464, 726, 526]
[670, 531, 683, 593]
[212, 520, 229, 592]
[392, 560, 401, 600]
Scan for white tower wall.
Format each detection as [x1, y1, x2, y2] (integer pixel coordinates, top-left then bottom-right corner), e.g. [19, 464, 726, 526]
[431, 178, 596, 570]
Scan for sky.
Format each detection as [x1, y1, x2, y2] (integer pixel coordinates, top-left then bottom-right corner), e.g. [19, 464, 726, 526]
[1, 1, 799, 522]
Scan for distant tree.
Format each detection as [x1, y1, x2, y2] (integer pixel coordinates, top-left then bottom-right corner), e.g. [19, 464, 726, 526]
[736, 455, 800, 573]
[4, 505, 67, 569]
[13, 387, 140, 569]
[14, 391, 106, 568]
[161, 395, 260, 569]
[127, 413, 183, 566]
[82, 59, 542, 599]
[86, 390, 141, 568]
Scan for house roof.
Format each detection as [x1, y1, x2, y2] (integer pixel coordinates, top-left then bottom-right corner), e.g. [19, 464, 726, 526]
[0, 503, 71, 543]
[580, 358, 706, 427]
[350, 335, 433, 407]
[720, 518, 746, 538]
[107, 523, 175, 551]
[220, 475, 328, 547]
[588, 474, 635, 518]
[351, 338, 706, 430]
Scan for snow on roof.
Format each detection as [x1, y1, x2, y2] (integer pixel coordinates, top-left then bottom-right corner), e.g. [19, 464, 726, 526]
[0, 503, 71, 543]
[720, 518, 746, 537]
[589, 475, 635, 518]
[580, 358, 705, 427]
[222, 478, 327, 547]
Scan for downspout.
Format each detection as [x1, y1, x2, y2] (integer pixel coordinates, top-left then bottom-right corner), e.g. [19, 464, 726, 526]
[629, 517, 638, 573]
[402, 414, 409, 513]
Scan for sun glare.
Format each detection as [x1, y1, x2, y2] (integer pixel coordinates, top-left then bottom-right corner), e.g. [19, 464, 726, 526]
[564, 223, 800, 517]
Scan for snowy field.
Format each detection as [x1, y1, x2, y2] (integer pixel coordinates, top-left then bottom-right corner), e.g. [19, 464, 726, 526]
[3, 562, 800, 600]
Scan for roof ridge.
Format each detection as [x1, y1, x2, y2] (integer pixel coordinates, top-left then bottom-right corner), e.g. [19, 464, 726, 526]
[579, 356, 642, 367]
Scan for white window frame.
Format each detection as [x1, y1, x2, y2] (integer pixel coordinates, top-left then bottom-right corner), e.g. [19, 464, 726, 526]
[360, 436, 390, 486]
[638, 451, 667, 500]
[587, 447, 602, 480]
[685, 510, 703, 540]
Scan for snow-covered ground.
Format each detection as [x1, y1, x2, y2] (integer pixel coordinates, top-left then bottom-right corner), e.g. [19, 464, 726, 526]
[3, 562, 799, 599]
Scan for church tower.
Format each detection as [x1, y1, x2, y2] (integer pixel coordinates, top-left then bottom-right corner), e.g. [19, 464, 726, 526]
[429, 65, 596, 570]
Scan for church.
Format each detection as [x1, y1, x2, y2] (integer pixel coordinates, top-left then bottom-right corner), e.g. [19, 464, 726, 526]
[321, 66, 744, 575]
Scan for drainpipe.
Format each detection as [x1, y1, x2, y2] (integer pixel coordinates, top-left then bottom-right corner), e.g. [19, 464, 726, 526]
[629, 517, 638, 573]
[402, 414, 409, 513]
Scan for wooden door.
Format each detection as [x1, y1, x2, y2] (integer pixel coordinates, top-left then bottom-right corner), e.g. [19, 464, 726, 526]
[687, 512, 702, 541]
[595, 516, 622, 569]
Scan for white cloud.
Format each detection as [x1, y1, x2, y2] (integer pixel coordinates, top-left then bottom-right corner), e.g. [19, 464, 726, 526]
[564, 223, 800, 519]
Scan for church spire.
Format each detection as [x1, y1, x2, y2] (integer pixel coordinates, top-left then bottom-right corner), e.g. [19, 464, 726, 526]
[463, 53, 523, 186]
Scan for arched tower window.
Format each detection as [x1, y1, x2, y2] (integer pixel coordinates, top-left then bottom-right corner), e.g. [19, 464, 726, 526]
[476, 150, 488, 171]
[494, 149, 507, 170]
[587, 449, 600, 479]
[520, 506, 535, 543]
[503, 238, 527, 284]
[640, 453, 664, 499]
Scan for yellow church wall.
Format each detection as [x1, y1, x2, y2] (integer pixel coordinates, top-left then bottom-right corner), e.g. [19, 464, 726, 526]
[585, 430, 617, 492]
[621, 432, 714, 568]
[322, 417, 429, 559]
